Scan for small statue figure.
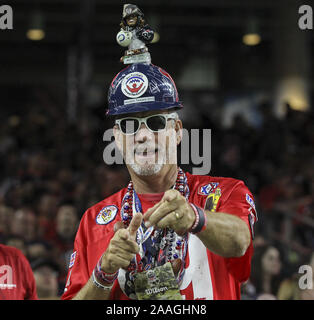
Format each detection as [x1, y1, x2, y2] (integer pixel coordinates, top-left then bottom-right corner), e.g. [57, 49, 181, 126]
[116, 4, 155, 64]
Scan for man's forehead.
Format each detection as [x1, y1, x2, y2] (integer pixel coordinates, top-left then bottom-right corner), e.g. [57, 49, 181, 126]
[116, 110, 170, 119]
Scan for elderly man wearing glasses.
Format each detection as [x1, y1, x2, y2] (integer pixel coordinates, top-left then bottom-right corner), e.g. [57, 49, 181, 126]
[62, 62, 257, 301]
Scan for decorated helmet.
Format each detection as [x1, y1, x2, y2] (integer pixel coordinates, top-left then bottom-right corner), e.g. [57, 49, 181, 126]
[106, 63, 183, 116]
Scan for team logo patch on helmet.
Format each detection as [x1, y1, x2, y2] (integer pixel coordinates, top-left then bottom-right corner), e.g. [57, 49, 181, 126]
[96, 205, 118, 225]
[121, 72, 148, 98]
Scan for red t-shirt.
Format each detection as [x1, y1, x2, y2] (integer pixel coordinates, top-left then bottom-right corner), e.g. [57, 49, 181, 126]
[0, 244, 38, 300]
[62, 172, 257, 300]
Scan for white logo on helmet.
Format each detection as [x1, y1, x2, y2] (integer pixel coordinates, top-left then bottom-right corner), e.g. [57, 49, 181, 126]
[121, 72, 148, 98]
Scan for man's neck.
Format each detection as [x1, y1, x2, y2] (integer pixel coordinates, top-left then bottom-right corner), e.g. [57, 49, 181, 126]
[128, 165, 178, 194]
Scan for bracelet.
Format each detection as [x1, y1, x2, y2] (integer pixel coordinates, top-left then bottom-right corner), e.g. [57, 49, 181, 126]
[189, 203, 207, 234]
[92, 269, 114, 291]
[94, 255, 119, 285]
[190, 204, 199, 230]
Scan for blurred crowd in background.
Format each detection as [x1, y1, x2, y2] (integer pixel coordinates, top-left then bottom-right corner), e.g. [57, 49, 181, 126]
[0, 87, 313, 300]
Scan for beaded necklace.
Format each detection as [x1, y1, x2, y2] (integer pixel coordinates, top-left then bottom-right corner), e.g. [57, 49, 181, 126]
[120, 167, 190, 284]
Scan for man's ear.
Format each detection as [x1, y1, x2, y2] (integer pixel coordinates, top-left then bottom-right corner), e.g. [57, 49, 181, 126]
[175, 119, 183, 145]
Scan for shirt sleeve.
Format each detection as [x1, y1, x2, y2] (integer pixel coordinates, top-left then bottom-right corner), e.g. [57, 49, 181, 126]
[217, 180, 257, 283]
[61, 218, 90, 300]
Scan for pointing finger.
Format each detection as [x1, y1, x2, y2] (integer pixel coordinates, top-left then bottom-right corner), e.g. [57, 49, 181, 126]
[143, 200, 165, 221]
[162, 189, 180, 202]
[127, 211, 143, 240]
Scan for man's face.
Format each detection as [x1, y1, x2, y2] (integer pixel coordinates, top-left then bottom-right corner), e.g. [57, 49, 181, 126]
[113, 110, 182, 176]
[56, 205, 78, 238]
[33, 266, 58, 298]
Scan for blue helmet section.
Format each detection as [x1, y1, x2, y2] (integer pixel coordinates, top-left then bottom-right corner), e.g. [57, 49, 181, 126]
[106, 63, 182, 116]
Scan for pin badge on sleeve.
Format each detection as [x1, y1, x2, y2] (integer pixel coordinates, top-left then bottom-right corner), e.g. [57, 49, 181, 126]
[204, 188, 222, 212]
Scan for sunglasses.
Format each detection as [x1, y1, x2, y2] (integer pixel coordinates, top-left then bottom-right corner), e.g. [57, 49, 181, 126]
[115, 113, 177, 135]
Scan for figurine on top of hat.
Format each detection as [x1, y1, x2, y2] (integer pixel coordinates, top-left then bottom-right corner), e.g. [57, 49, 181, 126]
[116, 4, 155, 64]
[109, 4, 182, 118]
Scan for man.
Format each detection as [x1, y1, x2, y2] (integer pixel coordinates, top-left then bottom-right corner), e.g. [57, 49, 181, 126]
[32, 258, 60, 300]
[11, 208, 37, 242]
[0, 244, 38, 300]
[62, 63, 257, 300]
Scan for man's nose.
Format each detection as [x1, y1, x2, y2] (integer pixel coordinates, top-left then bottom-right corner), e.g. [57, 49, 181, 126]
[134, 123, 153, 142]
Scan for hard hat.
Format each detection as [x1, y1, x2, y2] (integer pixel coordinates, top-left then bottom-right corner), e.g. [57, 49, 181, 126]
[107, 63, 182, 116]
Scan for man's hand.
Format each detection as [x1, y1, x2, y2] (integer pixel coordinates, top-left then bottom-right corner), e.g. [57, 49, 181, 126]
[143, 189, 196, 236]
[100, 212, 142, 274]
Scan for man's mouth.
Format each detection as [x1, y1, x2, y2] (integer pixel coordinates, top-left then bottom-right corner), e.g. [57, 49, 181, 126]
[135, 148, 158, 157]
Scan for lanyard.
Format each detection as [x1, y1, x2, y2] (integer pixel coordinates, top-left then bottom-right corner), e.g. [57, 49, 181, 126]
[132, 190, 158, 271]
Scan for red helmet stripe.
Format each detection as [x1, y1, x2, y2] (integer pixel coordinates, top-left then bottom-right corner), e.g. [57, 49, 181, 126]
[157, 67, 179, 102]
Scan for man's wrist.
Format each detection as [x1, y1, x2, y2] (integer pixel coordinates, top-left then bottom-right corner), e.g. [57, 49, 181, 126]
[92, 269, 114, 291]
[189, 204, 207, 234]
[94, 254, 119, 286]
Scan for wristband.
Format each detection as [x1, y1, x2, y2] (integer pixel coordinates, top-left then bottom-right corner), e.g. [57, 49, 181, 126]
[189, 204, 207, 234]
[94, 255, 119, 285]
[92, 269, 114, 291]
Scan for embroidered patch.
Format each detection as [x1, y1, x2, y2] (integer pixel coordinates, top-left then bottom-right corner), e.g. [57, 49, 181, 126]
[69, 251, 76, 268]
[246, 194, 257, 240]
[246, 193, 256, 211]
[198, 182, 219, 196]
[96, 205, 118, 225]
